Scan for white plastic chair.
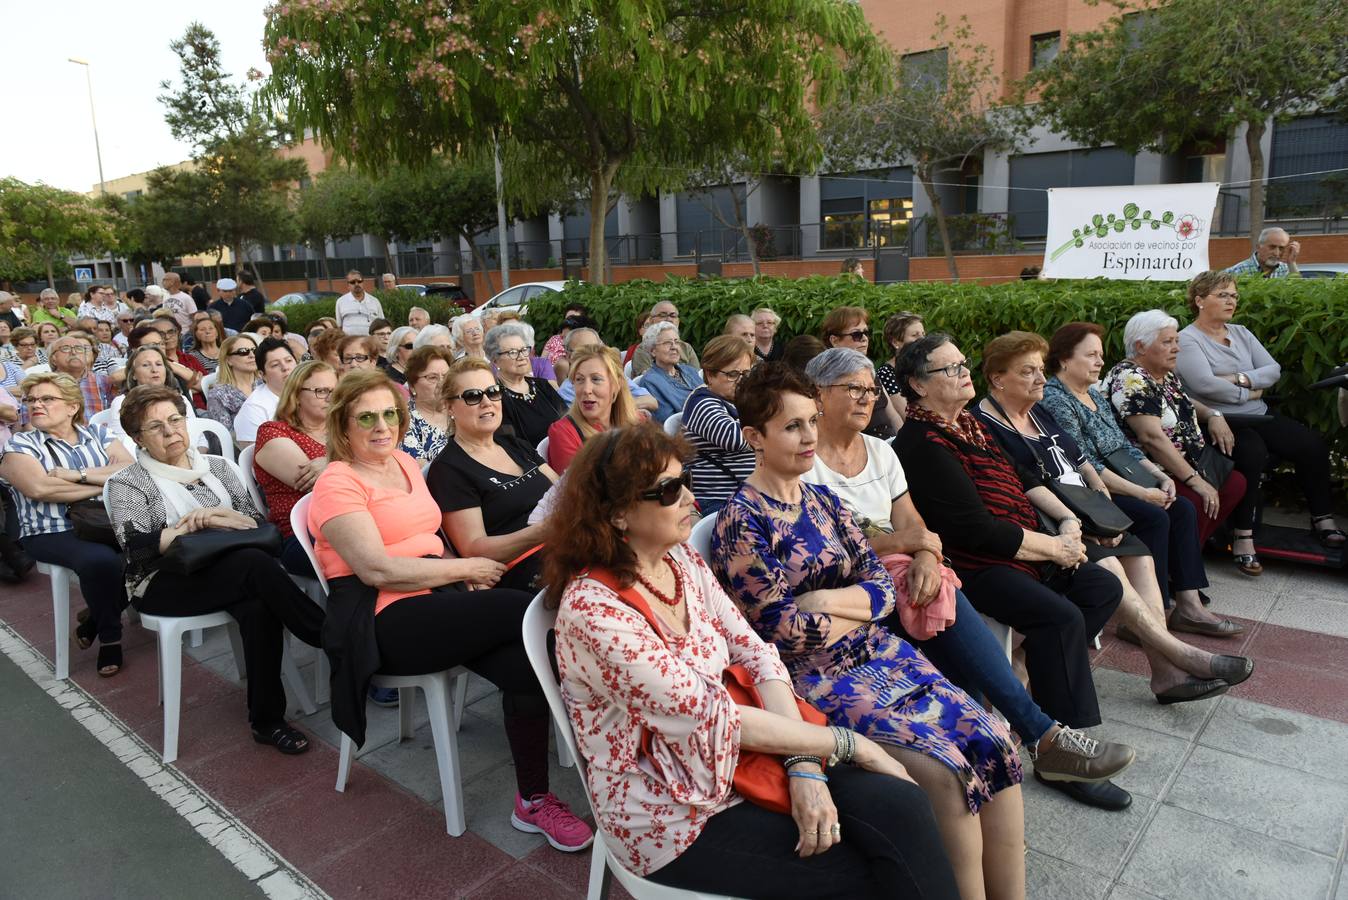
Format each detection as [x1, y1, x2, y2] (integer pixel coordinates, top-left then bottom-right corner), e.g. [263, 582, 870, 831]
[622, 359, 633, 379]
[522, 593, 735, 900]
[101, 461, 315, 763]
[687, 512, 718, 563]
[200, 370, 219, 393]
[663, 412, 682, 436]
[290, 494, 472, 836]
[536, 435, 550, 460]
[25, 363, 52, 374]
[189, 416, 235, 463]
[38, 562, 79, 681]
[87, 407, 117, 431]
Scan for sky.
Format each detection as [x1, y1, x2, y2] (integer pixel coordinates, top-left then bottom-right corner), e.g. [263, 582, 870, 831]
[0, 0, 272, 194]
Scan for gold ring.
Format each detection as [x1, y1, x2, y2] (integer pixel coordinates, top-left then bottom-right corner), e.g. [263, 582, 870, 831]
[804, 829, 818, 835]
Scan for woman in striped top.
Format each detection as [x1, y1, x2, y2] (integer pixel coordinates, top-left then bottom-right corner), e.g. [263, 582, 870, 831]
[681, 336, 756, 515]
[892, 334, 1132, 811]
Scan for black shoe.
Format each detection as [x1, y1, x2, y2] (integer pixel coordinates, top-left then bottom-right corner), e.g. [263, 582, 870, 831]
[1033, 772, 1132, 811]
[1155, 677, 1229, 705]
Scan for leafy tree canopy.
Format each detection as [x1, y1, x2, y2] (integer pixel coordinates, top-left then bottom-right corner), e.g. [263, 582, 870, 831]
[0, 177, 116, 286]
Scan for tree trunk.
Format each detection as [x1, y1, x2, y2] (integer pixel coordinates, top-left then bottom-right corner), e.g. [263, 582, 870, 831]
[1244, 118, 1267, 249]
[46, 259, 55, 289]
[463, 229, 496, 300]
[920, 171, 959, 284]
[586, 164, 620, 285]
[734, 185, 760, 276]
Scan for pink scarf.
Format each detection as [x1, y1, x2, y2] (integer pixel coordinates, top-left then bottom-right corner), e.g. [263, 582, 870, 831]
[879, 552, 960, 640]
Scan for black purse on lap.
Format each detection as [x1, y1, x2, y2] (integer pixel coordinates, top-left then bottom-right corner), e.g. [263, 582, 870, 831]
[159, 523, 282, 575]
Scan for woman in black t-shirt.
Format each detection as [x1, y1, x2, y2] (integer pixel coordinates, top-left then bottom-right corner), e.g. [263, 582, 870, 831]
[427, 357, 559, 592]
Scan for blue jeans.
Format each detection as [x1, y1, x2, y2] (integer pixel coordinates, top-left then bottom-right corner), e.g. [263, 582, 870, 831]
[889, 589, 1056, 746]
[279, 534, 316, 580]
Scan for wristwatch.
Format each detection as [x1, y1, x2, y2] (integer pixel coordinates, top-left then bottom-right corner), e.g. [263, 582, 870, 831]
[77, 468, 88, 484]
[1209, 410, 1223, 418]
[1236, 372, 1250, 387]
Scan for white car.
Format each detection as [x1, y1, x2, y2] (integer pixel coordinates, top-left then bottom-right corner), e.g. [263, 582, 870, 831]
[1297, 263, 1348, 278]
[467, 281, 573, 320]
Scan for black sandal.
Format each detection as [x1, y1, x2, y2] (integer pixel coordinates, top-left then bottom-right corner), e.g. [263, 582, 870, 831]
[1311, 516, 1346, 549]
[96, 643, 122, 677]
[252, 723, 310, 755]
[75, 617, 98, 651]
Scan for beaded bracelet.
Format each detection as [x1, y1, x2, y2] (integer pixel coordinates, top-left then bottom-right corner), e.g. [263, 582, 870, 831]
[786, 770, 829, 783]
[782, 755, 823, 770]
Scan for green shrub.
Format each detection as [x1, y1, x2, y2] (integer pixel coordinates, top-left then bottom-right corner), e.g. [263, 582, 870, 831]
[526, 275, 1348, 455]
[277, 290, 460, 335]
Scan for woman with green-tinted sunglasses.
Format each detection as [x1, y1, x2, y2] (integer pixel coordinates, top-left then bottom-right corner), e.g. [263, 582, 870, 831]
[307, 368, 593, 852]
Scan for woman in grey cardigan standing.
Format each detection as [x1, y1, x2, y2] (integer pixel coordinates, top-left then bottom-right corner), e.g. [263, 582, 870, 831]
[1176, 271, 1344, 569]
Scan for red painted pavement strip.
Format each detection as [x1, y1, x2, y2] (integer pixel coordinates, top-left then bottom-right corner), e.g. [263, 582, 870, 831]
[464, 860, 584, 900]
[522, 842, 634, 900]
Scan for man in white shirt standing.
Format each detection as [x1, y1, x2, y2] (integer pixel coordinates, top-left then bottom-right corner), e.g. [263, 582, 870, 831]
[334, 269, 383, 335]
[160, 272, 197, 332]
[232, 337, 297, 448]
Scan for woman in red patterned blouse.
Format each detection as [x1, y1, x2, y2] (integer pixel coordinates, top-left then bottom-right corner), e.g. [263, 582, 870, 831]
[255, 360, 336, 578]
[543, 423, 958, 899]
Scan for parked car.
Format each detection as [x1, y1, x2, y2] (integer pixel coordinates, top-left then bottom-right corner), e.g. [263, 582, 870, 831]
[468, 281, 573, 320]
[423, 282, 476, 314]
[1297, 263, 1348, 279]
[273, 291, 340, 308]
[395, 283, 428, 296]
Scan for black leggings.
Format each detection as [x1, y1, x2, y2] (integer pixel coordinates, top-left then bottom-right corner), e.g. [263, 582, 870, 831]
[25, 530, 126, 645]
[1230, 413, 1334, 529]
[647, 766, 959, 900]
[373, 587, 550, 798]
[135, 548, 325, 728]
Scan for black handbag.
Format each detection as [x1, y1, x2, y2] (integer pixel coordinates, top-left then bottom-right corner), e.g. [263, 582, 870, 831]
[43, 438, 120, 547]
[986, 398, 1133, 539]
[1055, 391, 1161, 489]
[159, 523, 283, 575]
[1196, 444, 1235, 489]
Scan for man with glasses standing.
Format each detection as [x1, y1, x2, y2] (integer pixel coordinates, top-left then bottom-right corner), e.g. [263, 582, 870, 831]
[49, 334, 114, 414]
[629, 300, 700, 377]
[233, 338, 298, 449]
[335, 270, 384, 335]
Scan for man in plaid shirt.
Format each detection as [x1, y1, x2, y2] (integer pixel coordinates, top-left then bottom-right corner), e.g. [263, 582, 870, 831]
[1223, 227, 1300, 278]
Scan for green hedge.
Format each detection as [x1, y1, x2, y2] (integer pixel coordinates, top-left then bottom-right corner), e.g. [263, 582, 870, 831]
[526, 275, 1348, 452]
[277, 290, 462, 335]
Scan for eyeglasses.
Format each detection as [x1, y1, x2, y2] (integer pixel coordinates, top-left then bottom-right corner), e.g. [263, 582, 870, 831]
[654, 340, 681, 351]
[352, 408, 401, 429]
[638, 470, 692, 506]
[417, 372, 446, 385]
[372, 330, 392, 339]
[16, 341, 37, 349]
[448, 385, 503, 405]
[925, 360, 970, 378]
[833, 330, 869, 343]
[399, 342, 415, 350]
[348, 278, 363, 285]
[1209, 291, 1239, 301]
[300, 387, 334, 398]
[828, 382, 883, 401]
[341, 355, 371, 365]
[650, 311, 679, 320]
[712, 368, 751, 381]
[53, 346, 92, 356]
[22, 394, 65, 407]
[228, 348, 254, 357]
[140, 414, 187, 437]
[494, 347, 530, 360]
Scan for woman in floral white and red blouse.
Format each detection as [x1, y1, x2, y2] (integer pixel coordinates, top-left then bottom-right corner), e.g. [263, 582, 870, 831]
[543, 423, 958, 899]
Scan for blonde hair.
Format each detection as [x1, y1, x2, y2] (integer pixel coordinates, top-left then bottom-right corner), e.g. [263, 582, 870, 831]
[274, 360, 336, 429]
[443, 355, 494, 401]
[21, 371, 85, 426]
[325, 369, 409, 463]
[565, 345, 639, 439]
[215, 336, 256, 389]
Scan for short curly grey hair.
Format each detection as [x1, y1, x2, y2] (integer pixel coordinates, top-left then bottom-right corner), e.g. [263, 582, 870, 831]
[485, 322, 532, 359]
[386, 326, 417, 364]
[804, 347, 874, 387]
[413, 324, 451, 350]
[1123, 309, 1179, 358]
[641, 320, 679, 353]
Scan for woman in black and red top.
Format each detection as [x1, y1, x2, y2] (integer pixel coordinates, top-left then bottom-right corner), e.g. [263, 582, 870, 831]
[892, 334, 1127, 807]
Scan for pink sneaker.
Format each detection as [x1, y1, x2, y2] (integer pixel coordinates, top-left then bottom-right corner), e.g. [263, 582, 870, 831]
[510, 793, 594, 852]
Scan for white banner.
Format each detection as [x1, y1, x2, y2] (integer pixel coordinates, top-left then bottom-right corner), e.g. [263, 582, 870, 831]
[1041, 182, 1220, 280]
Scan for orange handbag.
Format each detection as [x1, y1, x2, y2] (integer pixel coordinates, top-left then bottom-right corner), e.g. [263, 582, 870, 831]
[587, 568, 828, 814]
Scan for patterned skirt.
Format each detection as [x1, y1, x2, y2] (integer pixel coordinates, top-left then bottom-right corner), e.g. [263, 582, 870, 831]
[790, 625, 1022, 813]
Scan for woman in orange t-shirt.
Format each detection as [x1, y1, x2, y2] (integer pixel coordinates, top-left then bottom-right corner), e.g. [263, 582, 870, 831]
[308, 369, 592, 852]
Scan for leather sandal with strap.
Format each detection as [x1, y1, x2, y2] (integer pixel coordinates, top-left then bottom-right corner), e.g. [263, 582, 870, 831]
[1311, 515, 1347, 549]
[252, 723, 310, 755]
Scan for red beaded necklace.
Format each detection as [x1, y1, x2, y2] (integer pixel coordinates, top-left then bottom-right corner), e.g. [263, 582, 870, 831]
[635, 555, 684, 607]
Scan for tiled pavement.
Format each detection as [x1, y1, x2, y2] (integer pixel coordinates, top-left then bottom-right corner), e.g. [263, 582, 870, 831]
[1, 557, 1344, 900]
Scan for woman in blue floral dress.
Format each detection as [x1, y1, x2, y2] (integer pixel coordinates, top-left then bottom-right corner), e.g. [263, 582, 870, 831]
[710, 362, 1026, 900]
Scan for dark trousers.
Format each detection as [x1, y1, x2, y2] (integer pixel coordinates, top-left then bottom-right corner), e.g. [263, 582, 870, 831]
[1114, 494, 1207, 604]
[647, 766, 959, 900]
[1230, 413, 1334, 529]
[135, 548, 325, 728]
[25, 530, 126, 644]
[959, 562, 1122, 729]
[1175, 470, 1247, 545]
[373, 587, 551, 798]
[279, 534, 317, 580]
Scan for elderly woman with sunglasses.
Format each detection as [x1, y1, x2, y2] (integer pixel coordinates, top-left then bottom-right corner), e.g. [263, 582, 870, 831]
[382, 325, 419, 385]
[254, 361, 337, 578]
[398, 346, 454, 463]
[106, 385, 325, 752]
[634, 321, 703, 424]
[308, 369, 592, 851]
[427, 358, 559, 593]
[711, 363, 1027, 900]
[0, 372, 134, 676]
[546, 423, 958, 898]
[490, 323, 566, 448]
[681, 335, 757, 515]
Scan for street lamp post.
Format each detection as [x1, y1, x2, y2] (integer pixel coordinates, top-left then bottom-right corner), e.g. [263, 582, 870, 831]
[69, 57, 116, 288]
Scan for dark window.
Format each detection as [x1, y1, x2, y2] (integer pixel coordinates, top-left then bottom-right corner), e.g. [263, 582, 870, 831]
[1122, 10, 1156, 48]
[820, 168, 914, 249]
[561, 204, 619, 250]
[1268, 115, 1348, 219]
[901, 48, 948, 93]
[1008, 148, 1135, 239]
[1030, 32, 1060, 70]
[675, 186, 746, 256]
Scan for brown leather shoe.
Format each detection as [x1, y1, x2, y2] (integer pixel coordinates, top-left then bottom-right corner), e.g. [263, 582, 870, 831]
[1169, 610, 1246, 638]
[1031, 727, 1135, 783]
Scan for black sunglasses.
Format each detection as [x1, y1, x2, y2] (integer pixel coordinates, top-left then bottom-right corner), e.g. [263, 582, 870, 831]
[448, 384, 503, 405]
[639, 470, 692, 506]
[833, 329, 869, 342]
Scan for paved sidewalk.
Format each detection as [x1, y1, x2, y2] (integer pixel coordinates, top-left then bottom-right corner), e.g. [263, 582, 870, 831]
[2, 554, 1345, 899]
